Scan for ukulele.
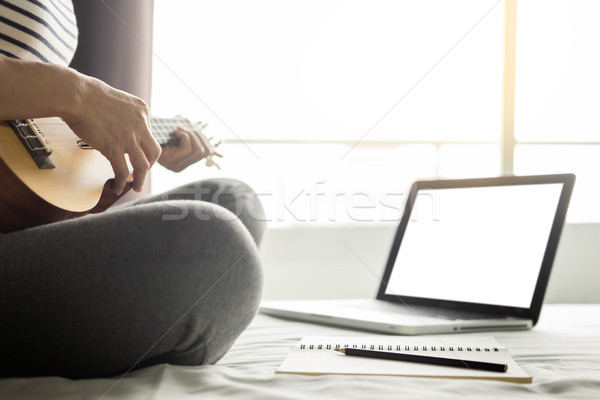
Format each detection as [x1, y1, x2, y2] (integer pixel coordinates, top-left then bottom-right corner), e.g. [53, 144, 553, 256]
[0, 116, 222, 233]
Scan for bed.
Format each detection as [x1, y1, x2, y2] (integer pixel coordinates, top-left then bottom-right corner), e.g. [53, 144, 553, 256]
[1, 303, 599, 399]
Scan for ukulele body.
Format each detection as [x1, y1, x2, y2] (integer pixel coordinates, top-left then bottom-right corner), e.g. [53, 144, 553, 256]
[0, 115, 213, 233]
[0, 117, 124, 233]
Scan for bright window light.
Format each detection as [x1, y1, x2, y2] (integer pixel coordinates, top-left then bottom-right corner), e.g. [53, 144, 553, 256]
[151, 1, 599, 225]
[514, 0, 600, 222]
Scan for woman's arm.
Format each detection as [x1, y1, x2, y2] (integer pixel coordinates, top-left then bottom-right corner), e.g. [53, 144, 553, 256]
[0, 56, 161, 194]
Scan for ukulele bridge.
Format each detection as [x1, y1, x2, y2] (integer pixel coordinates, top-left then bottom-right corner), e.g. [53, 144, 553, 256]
[9, 119, 55, 169]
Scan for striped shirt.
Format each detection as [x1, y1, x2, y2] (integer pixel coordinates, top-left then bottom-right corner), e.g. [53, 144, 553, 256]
[0, 0, 78, 66]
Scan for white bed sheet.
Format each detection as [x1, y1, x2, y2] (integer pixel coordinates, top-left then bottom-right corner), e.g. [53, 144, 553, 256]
[1, 304, 599, 399]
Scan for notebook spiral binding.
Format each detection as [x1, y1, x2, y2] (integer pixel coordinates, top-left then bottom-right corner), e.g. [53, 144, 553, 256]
[299, 343, 500, 352]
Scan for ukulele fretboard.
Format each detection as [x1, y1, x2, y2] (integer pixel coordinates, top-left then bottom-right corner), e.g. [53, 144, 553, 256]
[150, 116, 201, 146]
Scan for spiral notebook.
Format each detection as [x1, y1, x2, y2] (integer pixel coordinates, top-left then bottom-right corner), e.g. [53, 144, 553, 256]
[277, 336, 531, 383]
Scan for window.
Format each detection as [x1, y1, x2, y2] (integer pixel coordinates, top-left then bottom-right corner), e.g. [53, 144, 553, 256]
[513, 0, 600, 222]
[151, 0, 598, 225]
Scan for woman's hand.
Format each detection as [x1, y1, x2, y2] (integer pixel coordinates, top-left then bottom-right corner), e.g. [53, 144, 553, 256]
[63, 75, 162, 195]
[0, 58, 161, 194]
[158, 125, 218, 173]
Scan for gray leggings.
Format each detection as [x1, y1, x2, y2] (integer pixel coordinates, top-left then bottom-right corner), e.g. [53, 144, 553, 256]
[0, 178, 265, 379]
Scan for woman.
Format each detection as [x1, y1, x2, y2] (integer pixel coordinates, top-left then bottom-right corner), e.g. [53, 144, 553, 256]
[0, 0, 265, 378]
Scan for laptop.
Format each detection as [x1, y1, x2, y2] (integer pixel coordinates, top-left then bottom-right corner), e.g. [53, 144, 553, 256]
[260, 174, 575, 335]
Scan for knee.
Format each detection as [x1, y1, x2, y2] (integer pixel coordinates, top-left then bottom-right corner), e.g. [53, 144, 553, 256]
[156, 201, 263, 365]
[199, 178, 267, 246]
[162, 200, 263, 302]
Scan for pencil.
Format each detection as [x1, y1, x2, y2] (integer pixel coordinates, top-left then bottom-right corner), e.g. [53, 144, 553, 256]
[335, 348, 507, 373]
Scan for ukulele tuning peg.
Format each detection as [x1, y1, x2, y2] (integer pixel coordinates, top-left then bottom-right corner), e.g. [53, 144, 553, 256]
[205, 156, 221, 170]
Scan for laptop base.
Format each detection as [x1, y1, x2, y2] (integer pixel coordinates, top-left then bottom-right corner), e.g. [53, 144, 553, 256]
[260, 299, 533, 335]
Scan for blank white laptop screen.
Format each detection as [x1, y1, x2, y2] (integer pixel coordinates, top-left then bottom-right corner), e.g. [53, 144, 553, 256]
[385, 183, 564, 308]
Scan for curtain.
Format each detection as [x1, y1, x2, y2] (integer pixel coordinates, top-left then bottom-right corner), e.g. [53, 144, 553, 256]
[70, 0, 154, 105]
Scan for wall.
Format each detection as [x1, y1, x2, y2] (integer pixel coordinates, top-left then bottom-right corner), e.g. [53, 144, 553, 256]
[259, 223, 600, 303]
